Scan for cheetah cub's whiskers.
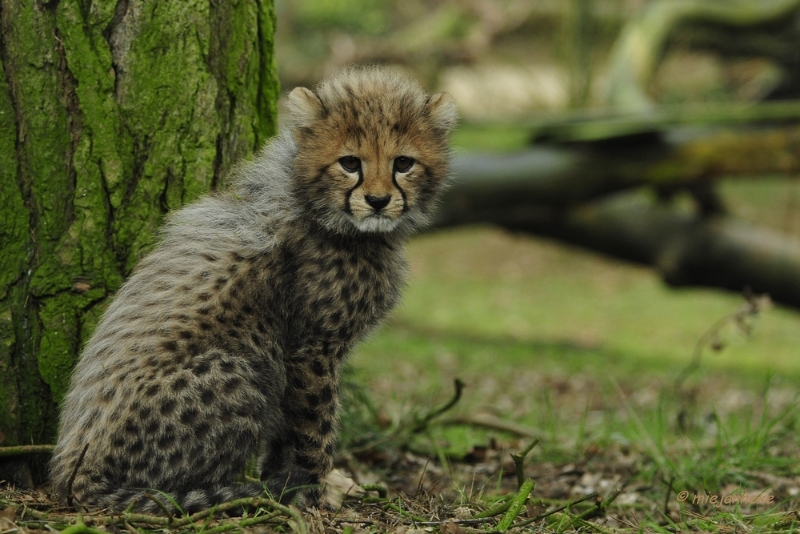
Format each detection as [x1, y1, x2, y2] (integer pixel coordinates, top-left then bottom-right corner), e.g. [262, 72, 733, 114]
[49, 66, 457, 514]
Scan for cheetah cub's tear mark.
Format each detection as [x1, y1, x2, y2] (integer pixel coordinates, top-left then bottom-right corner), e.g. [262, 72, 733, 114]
[49, 66, 457, 514]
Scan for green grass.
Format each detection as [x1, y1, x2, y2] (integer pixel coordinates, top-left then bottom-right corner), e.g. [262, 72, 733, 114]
[347, 224, 800, 479]
[352, 224, 800, 381]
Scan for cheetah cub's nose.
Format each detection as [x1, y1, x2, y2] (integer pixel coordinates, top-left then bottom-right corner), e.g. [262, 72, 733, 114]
[364, 195, 391, 212]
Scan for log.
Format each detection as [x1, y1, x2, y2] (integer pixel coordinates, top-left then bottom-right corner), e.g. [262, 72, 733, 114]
[435, 120, 800, 309]
[437, 122, 800, 227]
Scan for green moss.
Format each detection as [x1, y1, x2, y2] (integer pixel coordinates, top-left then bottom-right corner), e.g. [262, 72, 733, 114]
[0, 50, 25, 301]
[57, 1, 125, 202]
[37, 295, 81, 405]
[0, 39, 26, 444]
[257, 0, 281, 144]
[0, 303, 17, 444]
[0, 2, 74, 445]
[206, 0, 280, 188]
[11, 19, 73, 247]
[110, 1, 218, 268]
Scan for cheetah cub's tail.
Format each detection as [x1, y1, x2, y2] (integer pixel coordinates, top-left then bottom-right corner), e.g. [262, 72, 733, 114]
[91, 473, 312, 515]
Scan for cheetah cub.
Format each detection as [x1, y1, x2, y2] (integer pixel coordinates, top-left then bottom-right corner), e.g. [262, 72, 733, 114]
[49, 66, 457, 514]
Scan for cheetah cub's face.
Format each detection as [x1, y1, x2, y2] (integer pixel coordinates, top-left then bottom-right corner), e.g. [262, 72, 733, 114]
[288, 69, 458, 235]
[333, 152, 417, 234]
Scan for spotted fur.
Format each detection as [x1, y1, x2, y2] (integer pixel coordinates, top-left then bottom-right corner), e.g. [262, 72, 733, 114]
[49, 66, 457, 514]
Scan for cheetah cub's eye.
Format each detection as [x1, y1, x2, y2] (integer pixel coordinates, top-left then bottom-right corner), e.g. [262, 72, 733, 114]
[394, 156, 415, 173]
[339, 156, 361, 173]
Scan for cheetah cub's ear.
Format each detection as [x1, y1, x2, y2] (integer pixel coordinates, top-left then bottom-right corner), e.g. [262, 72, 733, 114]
[287, 87, 323, 129]
[425, 92, 459, 133]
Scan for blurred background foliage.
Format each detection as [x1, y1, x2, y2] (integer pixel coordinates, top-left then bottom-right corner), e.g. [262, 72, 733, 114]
[275, 0, 794, 117]
[277, 0, 631, 114]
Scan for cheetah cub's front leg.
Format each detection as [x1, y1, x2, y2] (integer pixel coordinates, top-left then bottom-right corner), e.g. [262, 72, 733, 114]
[274, 358, 341, 507]
[285, 367, 363, 510]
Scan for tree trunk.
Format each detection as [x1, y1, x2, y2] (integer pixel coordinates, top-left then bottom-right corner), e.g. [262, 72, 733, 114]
[0, 0, 278, 484]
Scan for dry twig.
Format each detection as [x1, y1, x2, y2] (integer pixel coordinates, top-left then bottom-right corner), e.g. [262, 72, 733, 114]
[497, 478, 535, 532]
[510, 438, 540, 488]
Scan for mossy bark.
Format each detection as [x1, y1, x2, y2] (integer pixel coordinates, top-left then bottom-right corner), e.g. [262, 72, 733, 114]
[0, 0, 278, 480]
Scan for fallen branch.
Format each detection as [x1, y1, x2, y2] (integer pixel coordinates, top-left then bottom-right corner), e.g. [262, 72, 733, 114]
[438, 123, 800, 232]
[57, 514, 105, 534]
[566, 487, 624, 528]
[411, 378, 466, 433]
[513, 491, 599, 529]
[525, 101, 800, 143]
[413, 516, 499, 527]
[510, 439, 540, 489]
[471, 498, 512, 519]
[497, 478, 535, 532]
[67, 444, 90, 508]
[442, 414, 542, 439]
[349, 378, 467, 454]
[21, 496, 303, 533]
[0, 445, 54, 457]
[200, 513, 287, 534]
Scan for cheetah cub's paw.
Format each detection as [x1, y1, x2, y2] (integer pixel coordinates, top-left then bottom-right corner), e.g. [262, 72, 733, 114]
[314, 469, 365, 510]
